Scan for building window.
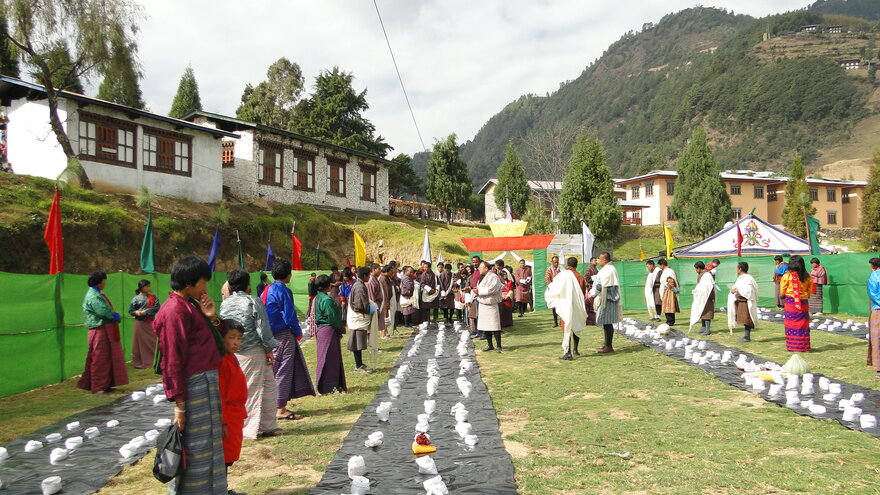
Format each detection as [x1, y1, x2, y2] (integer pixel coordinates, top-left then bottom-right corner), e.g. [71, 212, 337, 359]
[360, 165, 377, 202]
[754, 185, 764, 199]
[730, 183, 741, 195]
[328, 157, 346, 196]
[842, 188, 850, 204]
[768, 185, 777, 201]
[810, 188, 819, 201]
[258, 142, 283, 186]
[143, 127, 192, 176]
[292, 150, 316, 191]
[631, 184, 640, 199]
[221, 141, 235, 168]
[77, 112, 135, 168]
[645, 181, 654, 197]
[827, 211, 837, 225]
[667, 181, 675, 196]
[732, 207, 742, 220]
[666, 206, 675, 221]
[827, 188, 836, 202]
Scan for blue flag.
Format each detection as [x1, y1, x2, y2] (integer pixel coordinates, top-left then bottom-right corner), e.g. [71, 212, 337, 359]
[265, 243, 275, 271]
[207, 226, 220, 272]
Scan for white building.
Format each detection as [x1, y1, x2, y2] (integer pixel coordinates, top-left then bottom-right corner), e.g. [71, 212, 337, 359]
[186, 111, 390, 214]
[0, 76, 236, 202]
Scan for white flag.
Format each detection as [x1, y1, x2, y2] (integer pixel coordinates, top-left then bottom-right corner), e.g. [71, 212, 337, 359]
[437, 250, 444, 266]
[581, 222, 595, 263]
[421, 228, 432, 264]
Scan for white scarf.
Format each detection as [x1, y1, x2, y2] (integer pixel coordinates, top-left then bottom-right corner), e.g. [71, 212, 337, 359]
[545, 269, 587, 335]
[644, 267, 662, 319]
[727, 273, 758, 332]
[689, 271, 715, 330]
[658, 267, 677, 301]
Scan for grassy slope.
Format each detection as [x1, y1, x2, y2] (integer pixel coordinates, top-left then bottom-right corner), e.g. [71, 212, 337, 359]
[0, 173, 490, 274]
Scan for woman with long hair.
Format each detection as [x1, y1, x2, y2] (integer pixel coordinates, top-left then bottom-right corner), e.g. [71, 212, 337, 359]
[129, 279, 161, 369]
[781, 255, 814, 352]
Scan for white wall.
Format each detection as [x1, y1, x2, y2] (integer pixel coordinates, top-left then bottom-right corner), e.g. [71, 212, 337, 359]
[6, 99, 223, 202]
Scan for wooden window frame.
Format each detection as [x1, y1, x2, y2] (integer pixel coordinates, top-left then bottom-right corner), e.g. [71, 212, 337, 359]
[258, 141, 284, 187]
[221, 141, 235, 168]
[291, 149, 317, 192]
[767, 185, 778, 202]
[142, 126, 192, 177]
[327, 157, 347, 197]
[732, 207, 742, 220]
[630, 184, 640, 199]
[360, 164, 378, 202]
[77, 111, 136, 168]
[666, 181, 675, 196]
[730, 183, 741, 195]
[827, 211, 837, 225]
[827, 188, 837, 202]
[753, 184, 764, 199]
[810, 188, 819, 202]
[645, 181, 654, 197]
[842, 188, 850, 204]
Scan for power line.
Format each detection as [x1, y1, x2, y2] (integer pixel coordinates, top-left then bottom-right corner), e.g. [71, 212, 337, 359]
[372, 0, 428, 154]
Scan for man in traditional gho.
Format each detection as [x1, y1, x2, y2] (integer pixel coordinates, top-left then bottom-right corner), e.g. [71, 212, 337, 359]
[583, 257, 598, 292]
[707, 259, 721, 278]
[866, 258, 880, 379]
[545, 255, 562, 327]
[644, 260, 662, 322]
[590, 252, 622, 353]
[438, 263, 456, 324]
[399, 266, 419, 329]
[474, 261, 504, 352]
[366, 263, 384, 352]
[773, 255, 788, 309]
[514, 259, 533, 317]
[728, 261, 758, 342]
[809, 258, 827, 314]
[263, 259, 315, 421]
[689, 261, 716, 336]
[418, 260, 439, 323]
[583, 256, 599, 326]
[546, 257, 587, 360]
[658, 259, 679, 326]
[379, 264, 397, 335]
[347, 266, 374, 373]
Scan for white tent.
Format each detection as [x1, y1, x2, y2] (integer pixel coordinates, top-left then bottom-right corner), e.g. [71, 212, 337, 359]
[675, 214, 828, 258]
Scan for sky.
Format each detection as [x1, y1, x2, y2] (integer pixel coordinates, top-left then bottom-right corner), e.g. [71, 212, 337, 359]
[130, 0, 810, 157]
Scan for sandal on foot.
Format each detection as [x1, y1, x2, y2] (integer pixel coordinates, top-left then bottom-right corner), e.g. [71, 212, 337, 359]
[258, 428, 285, 437]
[276, 412, 303, 420]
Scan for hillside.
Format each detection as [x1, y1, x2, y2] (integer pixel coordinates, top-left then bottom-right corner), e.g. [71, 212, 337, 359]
[0, 174, 489, 275]
[414, 7, 880, 187]
[809, 0, 880, 20]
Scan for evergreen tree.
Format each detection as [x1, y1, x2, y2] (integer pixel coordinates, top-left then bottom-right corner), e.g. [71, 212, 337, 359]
[426, 134, 472, 223]
[781, 154, 817, 238]
[293, 67, 390, 157]
[96, 38, 144, 108]
[859, 151, 880, 249]
[388, 153, 423, 198]
[556, 135, 622, 242]
[494, 143, 530, 218]
[0, 16, 18, 76]
[523, 199, 555, 235]
[669, 127, 732, 239]
[46, 41, 84, 93]
[169, 65, 202, 118]
[236, 57, 304, 129]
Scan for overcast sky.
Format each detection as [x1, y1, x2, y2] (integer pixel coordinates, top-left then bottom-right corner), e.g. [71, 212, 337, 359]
[130, 1, 809, 156]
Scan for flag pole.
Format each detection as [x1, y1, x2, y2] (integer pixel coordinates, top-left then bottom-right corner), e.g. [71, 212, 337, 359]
[291, 220, 296, 236]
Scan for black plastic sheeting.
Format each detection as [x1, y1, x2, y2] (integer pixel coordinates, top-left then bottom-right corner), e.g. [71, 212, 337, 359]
[616, 320, 880, 439]
[0, 386, 173, 495]
[310, 325, 518, 494]
[718, 307, 869, 340]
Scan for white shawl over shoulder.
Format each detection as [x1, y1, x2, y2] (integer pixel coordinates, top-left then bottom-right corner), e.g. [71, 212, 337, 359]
[727, 273, 758, 332]
[546, 269, 587, 336]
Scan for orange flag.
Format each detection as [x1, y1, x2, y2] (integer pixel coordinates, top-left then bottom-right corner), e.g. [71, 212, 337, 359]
[44, 188, 64, 274]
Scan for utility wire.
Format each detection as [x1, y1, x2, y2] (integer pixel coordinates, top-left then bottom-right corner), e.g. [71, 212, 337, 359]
[373, 0, 428, 153]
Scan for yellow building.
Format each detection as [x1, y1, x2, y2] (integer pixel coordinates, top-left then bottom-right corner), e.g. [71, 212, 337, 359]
[615, 170, 866, 228]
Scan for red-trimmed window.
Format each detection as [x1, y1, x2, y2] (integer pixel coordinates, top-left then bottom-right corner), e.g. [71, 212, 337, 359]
[292, 149, 316, 191]
[143, 127, 192, 176]
[360, 165, 377, 202]
[258, 141, 283, 186]
[78, 111, 135, 168]
[222, 141, 235, 168]
[328, 157, 346, 196]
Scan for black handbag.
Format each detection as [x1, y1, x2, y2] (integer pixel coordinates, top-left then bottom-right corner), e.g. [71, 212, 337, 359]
[153, 424, 184, 483]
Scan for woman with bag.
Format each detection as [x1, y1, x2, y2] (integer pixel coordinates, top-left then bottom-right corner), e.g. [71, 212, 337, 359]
[154, 255, 227, 494]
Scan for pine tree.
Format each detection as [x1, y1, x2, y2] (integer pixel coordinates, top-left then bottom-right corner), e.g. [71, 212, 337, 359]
[96, 38, 144, 108]
[426, 134, 472, 223]
[556, 134, 622, 242]
[169, 66, 202, 118]
[494, 143, 530, 218]
[0, 16, 19, 77]
[781, 154, 817, 238]
[669, 127, 732, 239]
[859, 151, 880, 249]
[388, 153, 423, 198]
[523, 199, 555, 235]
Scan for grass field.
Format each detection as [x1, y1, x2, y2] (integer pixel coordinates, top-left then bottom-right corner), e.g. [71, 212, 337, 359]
[2, 310, 879, 494]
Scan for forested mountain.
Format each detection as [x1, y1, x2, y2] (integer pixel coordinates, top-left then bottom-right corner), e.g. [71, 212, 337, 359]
[809, 0, 880, 20]
[413, 7, 878, 187]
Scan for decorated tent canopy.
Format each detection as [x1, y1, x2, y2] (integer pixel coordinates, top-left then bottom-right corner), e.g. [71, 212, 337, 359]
[675, 214, 829, 258]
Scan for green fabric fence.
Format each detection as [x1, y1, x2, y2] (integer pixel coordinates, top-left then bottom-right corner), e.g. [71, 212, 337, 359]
[0, 270, 323, 399]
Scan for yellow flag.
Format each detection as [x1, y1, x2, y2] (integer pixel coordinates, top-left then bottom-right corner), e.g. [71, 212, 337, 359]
[639, 247, 646, 262]
[664, 225, 674, 259]
[354, 231, 366, 267]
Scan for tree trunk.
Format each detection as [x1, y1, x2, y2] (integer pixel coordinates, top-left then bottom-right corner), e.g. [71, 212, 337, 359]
[45, 89, 92, 189]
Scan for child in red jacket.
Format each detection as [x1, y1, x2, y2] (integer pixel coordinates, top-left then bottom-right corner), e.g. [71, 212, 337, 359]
[220, 320, 248, 493]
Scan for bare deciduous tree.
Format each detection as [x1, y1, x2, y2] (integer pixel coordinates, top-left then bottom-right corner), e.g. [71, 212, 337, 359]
[519, 122, 582, 217]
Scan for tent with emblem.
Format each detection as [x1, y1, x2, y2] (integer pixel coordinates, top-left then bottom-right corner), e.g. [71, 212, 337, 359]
[674, 214, 830, 258]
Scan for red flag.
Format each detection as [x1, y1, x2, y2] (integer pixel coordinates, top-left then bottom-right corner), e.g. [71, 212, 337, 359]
[291, 234, 302, 271]
[44, 188, 64, 274]
[736, 222, 744, 258]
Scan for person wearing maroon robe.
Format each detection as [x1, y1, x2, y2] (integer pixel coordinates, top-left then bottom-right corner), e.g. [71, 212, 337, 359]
[514, 259, 533, 317]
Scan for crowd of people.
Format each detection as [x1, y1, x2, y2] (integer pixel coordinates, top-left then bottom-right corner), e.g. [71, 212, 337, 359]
[71, 251, 880, 493]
